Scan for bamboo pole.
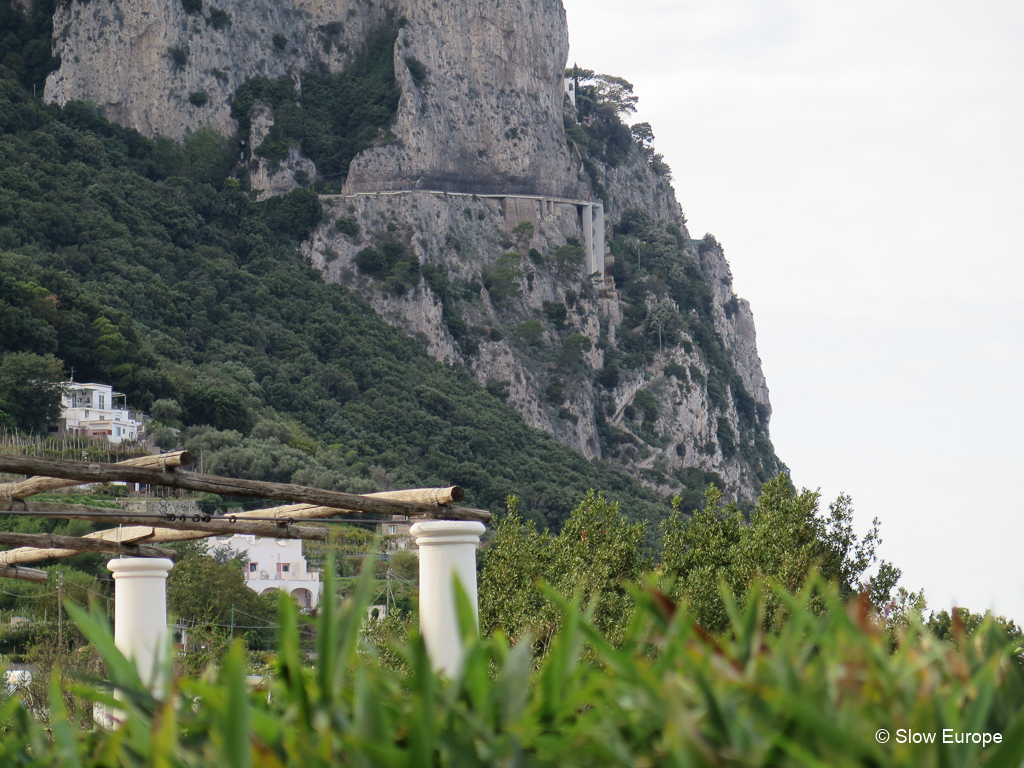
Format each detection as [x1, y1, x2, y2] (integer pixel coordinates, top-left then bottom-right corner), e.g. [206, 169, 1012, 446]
[0, 565, 48, 584]
[0, 486, 476, 567]
[0, 456, 489, 522]
[0, 451, 193, 501]
[245, 485, 464, 523]
[367, 486, 464, 505]
[0, 518, 328, 566]
[0, 532, 177, 560]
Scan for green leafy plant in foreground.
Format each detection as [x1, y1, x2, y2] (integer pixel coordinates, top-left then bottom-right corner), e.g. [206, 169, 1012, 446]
[3, 561, 1024, 766]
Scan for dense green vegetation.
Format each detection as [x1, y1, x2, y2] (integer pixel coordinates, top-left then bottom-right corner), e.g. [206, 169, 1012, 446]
[0, 0, 59, 94]
[4, 558, 1024, 766]
[231, 29, 400, 193]
[479, 477, 911, 655]
[0, 71, 673, 536]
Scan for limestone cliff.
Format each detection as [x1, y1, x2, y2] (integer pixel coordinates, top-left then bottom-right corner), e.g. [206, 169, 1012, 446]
[41, 0, 783, 502]
[45, 0, 580, 199]
[300, 147, 781, 500]
[345, 0, 581, 198]
[45, 0, 399, 141]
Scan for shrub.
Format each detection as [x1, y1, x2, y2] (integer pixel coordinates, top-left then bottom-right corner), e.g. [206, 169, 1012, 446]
[483, 253, 524, 301]
[167, 46, 189, 69]
[552, 243, 585, 274]
[355, 246, 386, 276]
[663, 361, 688, 381]
[559, 333, 592, 367]
[716, 418, 737, 458]
[180, 0, 202, 13]
[514, 319, 543, 346]
[188, 91, 208, 107]
[207, 7, 230, 29]
[334, 216, 360, 238]
[486, 379, 510, 402]
[354, 238, 419, 292]
[631, 388, 658, 422]
[542, 300, 567, 330]
[443, 306, 466, 338]
[596, 363, 619, 389]
[272, 33, 288, 51]
[404, 55, 427, 86]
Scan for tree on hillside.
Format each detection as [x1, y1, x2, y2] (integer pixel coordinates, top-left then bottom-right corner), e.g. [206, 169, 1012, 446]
[661, 476, 903, 634]
[0, 352, 66, 432]
[479, 491, 649, 653]
[566, 68, 639, 118]
[481, 475, 909, 651]
[166, 541, 278, 651]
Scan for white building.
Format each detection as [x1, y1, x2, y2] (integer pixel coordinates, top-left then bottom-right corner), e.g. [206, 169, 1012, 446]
[54, 382, 143, 444]
[222, 535, 323, 609]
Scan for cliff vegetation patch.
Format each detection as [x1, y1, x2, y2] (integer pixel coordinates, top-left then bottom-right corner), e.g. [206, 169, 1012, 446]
[0, 0, 61, 93]
[231, 28, 400, 193]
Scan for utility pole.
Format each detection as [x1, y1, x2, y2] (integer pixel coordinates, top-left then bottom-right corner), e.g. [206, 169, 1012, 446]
[57, 571, 64, 651]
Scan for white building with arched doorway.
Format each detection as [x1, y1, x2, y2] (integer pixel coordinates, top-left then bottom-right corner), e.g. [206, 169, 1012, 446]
[221, 534, 323, 609]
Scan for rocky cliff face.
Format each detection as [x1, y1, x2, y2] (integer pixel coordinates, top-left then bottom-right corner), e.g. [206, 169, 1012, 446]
[45, 0, 580, 198]
[299, 143, 781, 501]
[45, 0, 393, 141]
[344, 0, 581, 198]
[41, 0, 782, 502]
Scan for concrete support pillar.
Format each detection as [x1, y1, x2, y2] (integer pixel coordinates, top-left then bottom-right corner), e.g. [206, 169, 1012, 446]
[593, 203, 606, 285]
[410, 520, 485, 675]
[107, 558, 174, 689]
[582, 202, 594, 275]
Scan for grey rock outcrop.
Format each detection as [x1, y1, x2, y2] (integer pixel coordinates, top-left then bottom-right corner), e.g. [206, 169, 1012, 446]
[344, 0, 582, 199]
[45, 0, 581, 200]
[45, 0, 392, 141]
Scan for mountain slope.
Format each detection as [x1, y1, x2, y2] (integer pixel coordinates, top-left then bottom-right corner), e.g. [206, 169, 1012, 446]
[0, 79, 680, 534]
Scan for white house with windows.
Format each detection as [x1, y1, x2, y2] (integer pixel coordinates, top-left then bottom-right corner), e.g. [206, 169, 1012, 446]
[221, 535, 323, 609]
[54, 382, 143, 444]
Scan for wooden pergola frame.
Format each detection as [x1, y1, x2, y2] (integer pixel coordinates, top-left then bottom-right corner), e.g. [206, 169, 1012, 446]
[0, 451, 488, 583]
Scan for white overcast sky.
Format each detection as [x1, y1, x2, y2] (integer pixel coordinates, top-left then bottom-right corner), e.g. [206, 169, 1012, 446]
[562, 0, 1024, 622]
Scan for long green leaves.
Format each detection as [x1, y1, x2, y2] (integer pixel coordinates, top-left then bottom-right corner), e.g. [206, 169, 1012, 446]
[2, 573, 1024, 766]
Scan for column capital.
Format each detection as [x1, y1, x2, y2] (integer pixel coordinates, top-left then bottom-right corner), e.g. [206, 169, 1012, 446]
[410, 520, 485, 546]
[107, 557, 174, 579]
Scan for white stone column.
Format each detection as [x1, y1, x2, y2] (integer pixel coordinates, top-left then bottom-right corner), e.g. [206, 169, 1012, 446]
[107, 558, 174, 689]
[410, 520, 485, 675]
[593, 203, 606, 284]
